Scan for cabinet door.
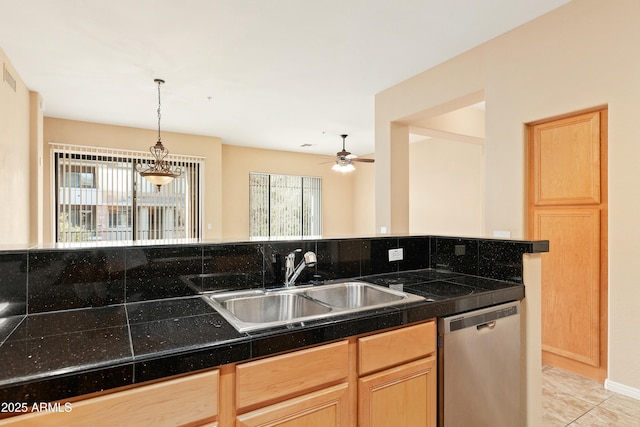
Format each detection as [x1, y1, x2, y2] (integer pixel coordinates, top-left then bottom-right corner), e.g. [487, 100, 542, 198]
[358, 357, 436, 427]
[236, 383, 350, 427]
[0, 370, 219, 427]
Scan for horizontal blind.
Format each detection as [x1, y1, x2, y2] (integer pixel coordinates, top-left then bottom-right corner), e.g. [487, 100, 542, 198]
[51, 143, 204, 243]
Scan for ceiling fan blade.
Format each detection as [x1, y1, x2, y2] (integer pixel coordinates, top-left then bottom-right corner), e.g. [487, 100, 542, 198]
[352, 158, 375, 163]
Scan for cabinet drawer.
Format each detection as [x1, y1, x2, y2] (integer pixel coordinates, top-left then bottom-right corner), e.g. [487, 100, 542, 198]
[0, 370, 219, 427]
[236, 383, 350, 427]
[236, 340, 349, 412]
[358, 321, 436, 375]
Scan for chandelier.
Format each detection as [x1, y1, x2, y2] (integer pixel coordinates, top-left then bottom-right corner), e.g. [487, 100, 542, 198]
[137, 78, 181, 190]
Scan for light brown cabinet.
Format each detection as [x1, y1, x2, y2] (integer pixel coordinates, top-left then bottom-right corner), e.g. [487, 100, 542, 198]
[230, 321, 437, 427]
[358, 321, 437, 427]
[233, 340, 352, 427]
[236, 382, 351, 427]
[0, 370, 220, 427]
[358, 357, 436, 427]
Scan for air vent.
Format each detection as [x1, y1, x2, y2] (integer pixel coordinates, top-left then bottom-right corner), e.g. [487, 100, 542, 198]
[3, 63, 17, 92]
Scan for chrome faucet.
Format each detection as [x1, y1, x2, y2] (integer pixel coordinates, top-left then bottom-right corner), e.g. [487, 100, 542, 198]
[284, 249, 317, 287]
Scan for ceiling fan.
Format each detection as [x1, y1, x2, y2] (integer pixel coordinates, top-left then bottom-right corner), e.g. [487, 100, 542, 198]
[330, 134, 374, 173]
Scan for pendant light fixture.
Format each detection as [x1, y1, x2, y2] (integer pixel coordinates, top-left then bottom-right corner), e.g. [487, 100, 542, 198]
[137, 78, 181, 191]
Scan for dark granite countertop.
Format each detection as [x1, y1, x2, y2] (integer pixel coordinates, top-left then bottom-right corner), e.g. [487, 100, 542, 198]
[0, 269, 524, 404]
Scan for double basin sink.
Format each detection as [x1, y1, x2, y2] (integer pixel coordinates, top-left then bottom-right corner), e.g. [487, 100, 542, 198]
[203, 281, 425, 332]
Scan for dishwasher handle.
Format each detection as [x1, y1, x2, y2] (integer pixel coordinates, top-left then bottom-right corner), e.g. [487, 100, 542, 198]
[476, 321, 496, 331]
[439, 301, 519, 334]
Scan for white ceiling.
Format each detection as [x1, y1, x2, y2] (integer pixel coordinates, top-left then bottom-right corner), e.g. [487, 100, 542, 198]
[0, 0, 569, 157]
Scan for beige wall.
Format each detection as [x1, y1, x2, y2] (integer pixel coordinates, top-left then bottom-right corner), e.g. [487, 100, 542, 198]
[409, 137, 484, 236]
[522, 254, 543, 426]
[376, 0, 640, 399]
[412, 105, 485, 140]
[29, 91, 44, 244]
[221, 144, 359, 240]
[43, 120, 367, 243]
[0, 48, 31, 245]
[43, 118, 223, 242]
[408, 105, 486, 236]
[352, 154, 376, 236]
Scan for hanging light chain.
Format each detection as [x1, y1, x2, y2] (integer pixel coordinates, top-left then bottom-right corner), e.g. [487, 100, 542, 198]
[155, 78, 164, 143]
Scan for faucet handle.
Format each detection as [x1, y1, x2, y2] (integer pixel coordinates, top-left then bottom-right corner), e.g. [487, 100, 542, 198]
[285, 249, 300, 270]
[303, 251, 317, 267]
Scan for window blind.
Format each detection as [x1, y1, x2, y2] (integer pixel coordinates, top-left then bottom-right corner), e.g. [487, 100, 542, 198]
[51, 143, 204, 243]
[249, 173, 322, 239]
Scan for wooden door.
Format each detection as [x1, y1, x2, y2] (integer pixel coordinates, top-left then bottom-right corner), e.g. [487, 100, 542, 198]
[358, 357, 436, 427]
[528, 108, 608, 381]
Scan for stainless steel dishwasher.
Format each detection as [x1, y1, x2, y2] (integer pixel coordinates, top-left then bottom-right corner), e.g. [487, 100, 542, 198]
[438, 301, 520, 427]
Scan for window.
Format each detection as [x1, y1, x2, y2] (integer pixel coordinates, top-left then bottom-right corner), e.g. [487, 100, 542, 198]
[108, 206, 132, 228]
[52, 143, 203, 243]
[249, 173, 322, 239]
[63, 165, 96, 188]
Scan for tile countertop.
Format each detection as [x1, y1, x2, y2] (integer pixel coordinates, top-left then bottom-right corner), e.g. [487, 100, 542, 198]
[0, 269, 524, 404]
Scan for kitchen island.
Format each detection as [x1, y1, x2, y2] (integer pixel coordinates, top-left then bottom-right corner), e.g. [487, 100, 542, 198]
[0, 235, 548, 425]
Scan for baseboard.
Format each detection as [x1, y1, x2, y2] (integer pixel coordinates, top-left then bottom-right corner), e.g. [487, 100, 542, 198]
[605, 379, 640, 401]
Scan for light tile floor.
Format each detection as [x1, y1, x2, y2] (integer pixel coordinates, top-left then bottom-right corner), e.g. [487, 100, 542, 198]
[542, 365, 640, 426]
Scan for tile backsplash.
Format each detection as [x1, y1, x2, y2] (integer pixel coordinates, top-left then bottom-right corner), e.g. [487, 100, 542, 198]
[0, 251, 27, 317]
[28, 248, 126, 313]
[0, 236, 548, 316]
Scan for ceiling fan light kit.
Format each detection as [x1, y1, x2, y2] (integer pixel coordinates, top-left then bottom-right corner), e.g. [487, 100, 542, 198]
[332, 160, 356, 173]
[331, 134, 374, 173]
[137, 78, 182, 191]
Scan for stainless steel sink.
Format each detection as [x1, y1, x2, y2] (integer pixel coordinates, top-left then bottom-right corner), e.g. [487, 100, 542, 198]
[223, 293, 331, 323]
[203, 281, 425, 332]
[303, 282, 404, 309]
